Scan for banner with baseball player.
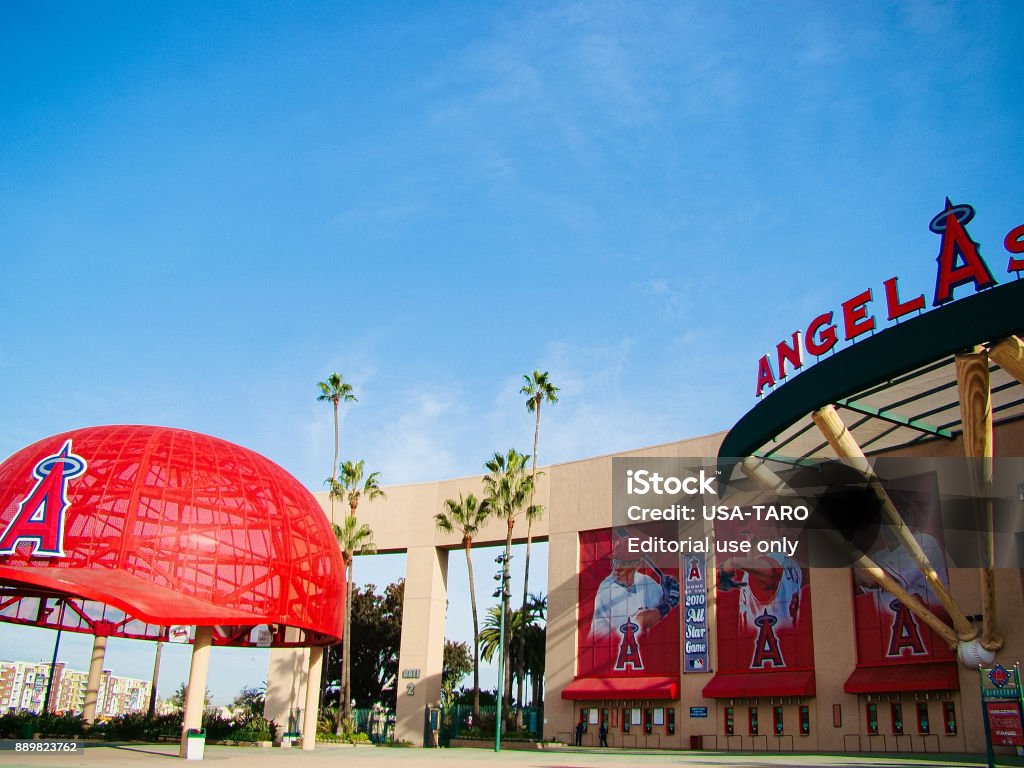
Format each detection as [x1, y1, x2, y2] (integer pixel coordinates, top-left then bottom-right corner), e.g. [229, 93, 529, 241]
[851, 472, 956, 667]
[577, 525, 681, 678]
[714, 519, 815, 675]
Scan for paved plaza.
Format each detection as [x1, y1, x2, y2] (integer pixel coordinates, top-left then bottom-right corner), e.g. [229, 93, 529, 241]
[3, 743, 1024, 768]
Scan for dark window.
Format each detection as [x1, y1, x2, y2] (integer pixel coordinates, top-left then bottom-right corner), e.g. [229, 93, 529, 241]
[917, 701, 930, 734]
[773, 706, 784, 735]
[943, 701, 957, 735]
[799, 705, 810, 735]
[724, 706, 734, 736]
[644, 708, 653, 734]
[667, 708, 676, 735]
[891, 702, 903, 735]
[749, 706, 759, 736]
[867, 702, 878, 735]
[622, 708, 630, 733]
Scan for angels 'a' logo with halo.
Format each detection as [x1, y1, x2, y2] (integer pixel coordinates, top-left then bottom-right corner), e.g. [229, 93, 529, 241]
[0, 440, 88, 557]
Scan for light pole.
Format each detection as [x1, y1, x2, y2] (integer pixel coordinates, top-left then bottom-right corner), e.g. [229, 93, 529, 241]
[493, 553, 512, 753]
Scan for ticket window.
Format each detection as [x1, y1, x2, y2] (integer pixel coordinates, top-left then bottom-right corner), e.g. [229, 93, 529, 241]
[799, 705, 810, 736]
[622, 707, 631, 733]
[943, 701, 957, 735]
[748, 706, 759, 736]
[667, 708, 676, 735]
[600, 708, 609, 732]
[773, 706, 784, 735]
[891, 703, 903, 735]
[644, 708, 653, 734]
[916, 701, 930, 734]
[579, 708, 589, 732]
[866, 703, 878, 735]
[724, 706, 734, 736]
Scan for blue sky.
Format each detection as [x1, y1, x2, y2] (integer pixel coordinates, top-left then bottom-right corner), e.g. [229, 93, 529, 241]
[2, 1, 1022, 705]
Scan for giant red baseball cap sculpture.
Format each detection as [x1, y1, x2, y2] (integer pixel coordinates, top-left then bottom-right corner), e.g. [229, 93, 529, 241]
[0, 425, 343, 647]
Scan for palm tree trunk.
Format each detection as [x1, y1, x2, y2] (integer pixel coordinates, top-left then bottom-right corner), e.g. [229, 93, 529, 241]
[330, 403, 339, 524]
[335, 557, 350, 735]
[465, 539, 481, 719]
[344, 560, 354, 719]
[516, 401, 542, 727]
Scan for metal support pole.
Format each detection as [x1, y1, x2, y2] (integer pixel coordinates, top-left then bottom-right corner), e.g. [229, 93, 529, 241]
[148, 641, 163, 718]
[495, 593, 506, 753]
[43, 600, 65, 715]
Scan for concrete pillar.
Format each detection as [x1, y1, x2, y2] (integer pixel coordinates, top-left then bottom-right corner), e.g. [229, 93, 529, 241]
[82, 634, 107, 724]
[264, 631, 308, 729]
[394, 544, 448, 746]
[179, 625, 213, 758]
[302, 646, 324, 750]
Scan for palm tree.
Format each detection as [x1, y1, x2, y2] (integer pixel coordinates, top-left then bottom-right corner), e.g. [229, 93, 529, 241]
[516, 371, 558, 722]
[478, 594, 546, 711]
[434, 493, 491, 718]
[334, 460, 385, 724]
[329, 511, 376, 732]
[482, 448, 539, 718]
[317, 373, 357, 525]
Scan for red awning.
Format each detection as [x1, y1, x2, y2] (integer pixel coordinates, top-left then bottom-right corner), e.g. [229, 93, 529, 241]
[703, 670, 815, 698]
[561, 676, 679, 701]
[844, 663, 960, 694]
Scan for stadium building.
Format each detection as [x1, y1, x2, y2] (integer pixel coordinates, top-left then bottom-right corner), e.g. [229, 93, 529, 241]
[268, 199, 1024, 755]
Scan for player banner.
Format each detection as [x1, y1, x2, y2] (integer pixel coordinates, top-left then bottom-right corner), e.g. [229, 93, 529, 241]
[578, 525, 680, 678]
[713, 516, 815, 675]
[850, 472, 955, 667]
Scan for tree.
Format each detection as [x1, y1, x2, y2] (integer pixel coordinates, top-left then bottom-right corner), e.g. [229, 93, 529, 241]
[441, 640, 473, 709]
[434, 493, 490, 717]
[317, 373, 357, 526]
[516, 371, 557, 723]
[481, 448, 539, 714]
[330, 460, 385, 726]
[170, 683, 212, 711]
[479, 594, 546, 709]
[329, 509, 378, 728]
[347, 580, 404, 710]
[231, 685, 266, 727]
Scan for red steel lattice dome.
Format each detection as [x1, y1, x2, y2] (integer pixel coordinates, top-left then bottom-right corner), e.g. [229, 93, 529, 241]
[0, 425, 344, 646]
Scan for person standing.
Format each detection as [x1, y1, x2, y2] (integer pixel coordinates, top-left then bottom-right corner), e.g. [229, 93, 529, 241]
[575, 720, 585, 746]
[599, 721, 609, 747]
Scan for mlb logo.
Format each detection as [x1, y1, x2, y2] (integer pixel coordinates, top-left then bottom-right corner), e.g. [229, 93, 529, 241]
[690, 658, 705, 670]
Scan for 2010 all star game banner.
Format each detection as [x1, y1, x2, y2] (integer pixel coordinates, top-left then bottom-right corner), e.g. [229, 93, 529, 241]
[577, 524, 680, 678]
[713, 516, 815, 676]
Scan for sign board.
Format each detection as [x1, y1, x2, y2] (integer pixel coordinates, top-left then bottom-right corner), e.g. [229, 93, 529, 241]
[985, 701, 1024, 747]
[981, 665, 1024, 762]
[981, 664, 1021, 700]
[249, 625, 273, 647]
[754, 201, 1024, 399]
[168, 625, 192, 644]
[689, 707, 708, 718]
[683, 554, 709, 673]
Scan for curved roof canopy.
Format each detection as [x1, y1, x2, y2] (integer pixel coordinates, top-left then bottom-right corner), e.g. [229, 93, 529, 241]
[0, 425, 343, 647]
[720, 279, 1024, 465]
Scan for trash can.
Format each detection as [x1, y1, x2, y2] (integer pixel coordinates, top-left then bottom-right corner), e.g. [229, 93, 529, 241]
[185, 728, 206, 760]
[689, 734, 703, 750]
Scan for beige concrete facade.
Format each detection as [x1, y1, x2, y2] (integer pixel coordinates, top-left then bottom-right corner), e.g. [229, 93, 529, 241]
[266, 421, 1024, 754]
